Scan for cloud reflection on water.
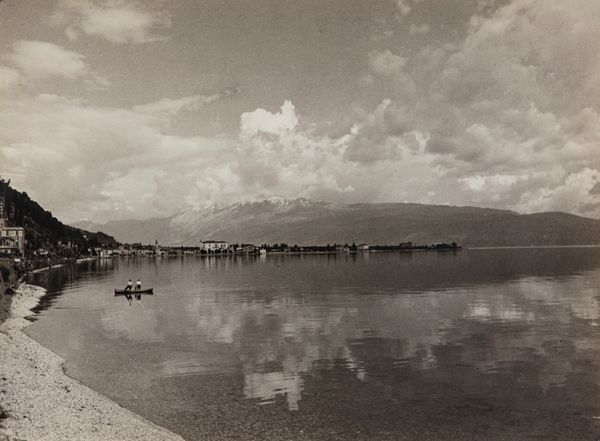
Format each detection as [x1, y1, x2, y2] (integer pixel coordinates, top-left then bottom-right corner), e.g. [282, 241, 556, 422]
[83, 252, 600, 411]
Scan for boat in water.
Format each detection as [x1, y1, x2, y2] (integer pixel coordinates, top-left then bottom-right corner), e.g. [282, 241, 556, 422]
[114, 288, 153, 295]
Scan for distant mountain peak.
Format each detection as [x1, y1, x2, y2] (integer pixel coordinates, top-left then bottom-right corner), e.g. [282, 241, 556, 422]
[261, 196, 316, 206]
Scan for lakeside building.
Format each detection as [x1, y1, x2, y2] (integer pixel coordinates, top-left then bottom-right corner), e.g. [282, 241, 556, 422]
[0, 235, 19, 256]
[236, 244, 257, 253]
[200, 240, 229, 252]
[0, 199, 25, 257]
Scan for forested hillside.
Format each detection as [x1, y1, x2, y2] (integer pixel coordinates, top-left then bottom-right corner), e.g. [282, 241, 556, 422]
[0, 179, 117, 254]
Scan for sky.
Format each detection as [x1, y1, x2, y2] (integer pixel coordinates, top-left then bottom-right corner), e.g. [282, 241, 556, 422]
[0, 0, 599, 223]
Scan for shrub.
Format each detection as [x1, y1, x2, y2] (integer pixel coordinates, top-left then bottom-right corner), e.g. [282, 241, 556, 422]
[0, 262, 12, 284]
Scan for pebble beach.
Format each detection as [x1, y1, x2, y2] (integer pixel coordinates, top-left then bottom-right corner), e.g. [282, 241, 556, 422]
[0, 284, 186, 441]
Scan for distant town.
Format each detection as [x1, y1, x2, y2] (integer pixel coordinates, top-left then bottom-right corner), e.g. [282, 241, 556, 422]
[96, 240, 461, 258]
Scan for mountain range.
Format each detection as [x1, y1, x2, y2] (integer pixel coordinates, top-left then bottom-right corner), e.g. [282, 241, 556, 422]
[72, 198, 600, 248]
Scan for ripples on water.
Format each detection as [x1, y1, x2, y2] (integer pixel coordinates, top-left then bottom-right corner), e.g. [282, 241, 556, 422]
[26, 248, 600, 440]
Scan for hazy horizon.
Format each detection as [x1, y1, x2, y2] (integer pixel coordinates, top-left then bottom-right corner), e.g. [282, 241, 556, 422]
[1, 0, 600, 224]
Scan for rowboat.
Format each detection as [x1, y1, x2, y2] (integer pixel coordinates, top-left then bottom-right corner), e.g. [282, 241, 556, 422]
[114, 288, 153, 295]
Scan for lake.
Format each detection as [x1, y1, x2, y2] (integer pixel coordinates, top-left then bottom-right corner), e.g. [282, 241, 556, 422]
[26, 248, 600, 440]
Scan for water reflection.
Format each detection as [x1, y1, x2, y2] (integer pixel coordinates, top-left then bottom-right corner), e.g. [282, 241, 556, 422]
[29, 258, 116, 314]
[26, 248, 600, 440]
[117, 291, 145, 305]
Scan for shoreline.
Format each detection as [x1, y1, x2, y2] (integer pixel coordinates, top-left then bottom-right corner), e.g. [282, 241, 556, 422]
[0, 284, 186, 441]
[29, 264, 64, 274]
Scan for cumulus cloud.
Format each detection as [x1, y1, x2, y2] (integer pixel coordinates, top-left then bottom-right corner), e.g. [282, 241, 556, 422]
[367, 50, 416, 99]
[233, 99, 442, 206]
[515, 168, 600, 216]
[52, 0, 171, 44]
[349, 0, 600, 217]
[240, 100, 299, 137]
[4, 40, 87, 80]
[368, 50, 406, 76]
[343, 99, 419, 162]
[235, 109, 350, 199]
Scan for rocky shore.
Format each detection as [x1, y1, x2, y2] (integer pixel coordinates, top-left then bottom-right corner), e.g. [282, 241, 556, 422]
[0, 284, 186, 441]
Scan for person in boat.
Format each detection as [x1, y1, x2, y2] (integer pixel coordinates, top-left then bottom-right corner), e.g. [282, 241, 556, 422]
[124, 279, 133, 291]
[135, 279, 142, 290]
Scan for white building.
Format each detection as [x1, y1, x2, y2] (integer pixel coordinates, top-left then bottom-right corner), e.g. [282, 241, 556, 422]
[0, 215, 25, 256]
[200, 240, 229, 252]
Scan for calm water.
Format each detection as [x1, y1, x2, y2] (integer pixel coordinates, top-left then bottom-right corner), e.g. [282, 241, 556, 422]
[26, 249, 600, 440]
